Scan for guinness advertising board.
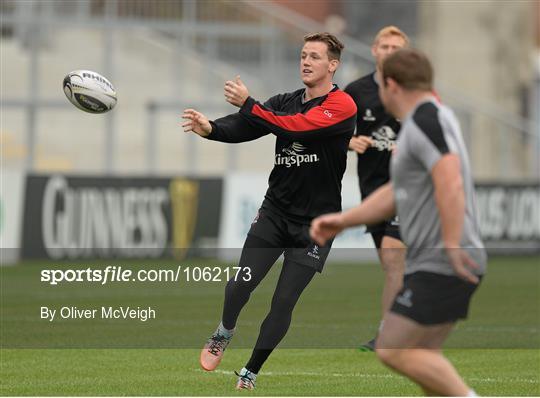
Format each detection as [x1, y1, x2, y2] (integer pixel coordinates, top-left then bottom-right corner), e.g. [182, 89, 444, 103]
[21, 175, 222, 259]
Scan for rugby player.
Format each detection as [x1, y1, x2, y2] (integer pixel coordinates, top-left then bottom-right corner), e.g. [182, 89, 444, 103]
[344, 26, 409, 350]
[311, 48, 486, 396]
[182, 32, 356, 390]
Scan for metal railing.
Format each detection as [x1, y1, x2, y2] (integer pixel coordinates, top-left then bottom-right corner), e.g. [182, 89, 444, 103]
[1, 0, 538, 180]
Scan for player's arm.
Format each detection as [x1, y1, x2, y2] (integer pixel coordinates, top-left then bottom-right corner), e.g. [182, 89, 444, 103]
[182, 108, 268, 143]
[349, 135, 373, 154]
[238, 92, 357, 142]
[208, 113, 269, 143]
[432, 154, 464, 249]
[310, 183, 395, 245]
[410, 109, 479, 284]
[431, 154, 479, 283]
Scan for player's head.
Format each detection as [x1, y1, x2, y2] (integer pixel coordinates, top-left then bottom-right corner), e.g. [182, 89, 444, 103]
[301, 32, 344, 87]
[379, 48, 433, 116]
[372, 26, 409, 71]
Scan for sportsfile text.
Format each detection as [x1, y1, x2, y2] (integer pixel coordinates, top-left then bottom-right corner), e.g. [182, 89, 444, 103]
[40, 265, 252, 285]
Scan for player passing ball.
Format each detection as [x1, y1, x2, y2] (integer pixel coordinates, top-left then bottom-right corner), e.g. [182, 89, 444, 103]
[182, 32, 356, 390]
[311, 48, 486, 397]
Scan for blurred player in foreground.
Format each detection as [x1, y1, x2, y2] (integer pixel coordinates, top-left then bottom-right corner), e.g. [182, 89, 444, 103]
[182, 32, 356, 390]
[344, 26, 409, 351]
[310, 48, 486, 396]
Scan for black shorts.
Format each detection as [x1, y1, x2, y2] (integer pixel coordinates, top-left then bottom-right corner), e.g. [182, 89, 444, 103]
[390, 271, 481, 325]
[367, 216, 401, 249]
[247, 206, 332, 272]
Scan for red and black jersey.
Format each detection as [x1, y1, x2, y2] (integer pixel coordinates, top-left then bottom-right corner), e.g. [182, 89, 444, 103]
[345, 72, 401, 198]
[207, 85, 357, 223]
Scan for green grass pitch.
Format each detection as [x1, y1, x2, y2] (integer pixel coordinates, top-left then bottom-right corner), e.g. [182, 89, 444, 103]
[1, 256, 539, 396]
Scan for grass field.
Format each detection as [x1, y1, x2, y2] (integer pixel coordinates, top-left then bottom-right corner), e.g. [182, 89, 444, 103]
[1, 256, 539, 396]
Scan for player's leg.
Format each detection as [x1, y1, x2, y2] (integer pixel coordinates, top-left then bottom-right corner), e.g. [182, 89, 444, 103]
[201, 209, 285, 371]
[376, 312, 471, 396]
[236, 260, 316, 389]
[360, 223, 405, 351]
[378, 233, 405, 318]
[222, 234, 283, 330]
[201, 234, 283, 371]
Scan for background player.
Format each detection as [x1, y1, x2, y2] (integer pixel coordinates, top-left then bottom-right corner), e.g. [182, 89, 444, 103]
[311, 48, 486, 396]
[344, 26, 409, 350]
[182, 32, 356, 390]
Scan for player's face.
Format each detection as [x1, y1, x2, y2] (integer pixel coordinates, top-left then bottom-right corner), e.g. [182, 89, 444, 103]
[372, 35, 407, 70]
[300, 41, 338, 87]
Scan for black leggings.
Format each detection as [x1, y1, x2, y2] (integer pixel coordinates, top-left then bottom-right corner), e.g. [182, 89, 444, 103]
[221, 234, 316, 373]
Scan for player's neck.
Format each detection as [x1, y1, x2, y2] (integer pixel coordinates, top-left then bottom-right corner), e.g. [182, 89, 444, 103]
[304, 81, 334, 101]
[396, 91, 434, 119]
[374, 68, 382, 86]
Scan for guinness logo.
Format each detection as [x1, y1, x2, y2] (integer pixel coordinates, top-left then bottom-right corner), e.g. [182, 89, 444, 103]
[169, 179, 199, 260]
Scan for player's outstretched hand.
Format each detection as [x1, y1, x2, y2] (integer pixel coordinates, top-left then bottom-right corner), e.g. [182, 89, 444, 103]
[224, 75, 249, 107]
[349, 136, 373, 154]
[181, 109, 212, 137]
[310, 212, 345, 246]
[446, 248, 480, 284]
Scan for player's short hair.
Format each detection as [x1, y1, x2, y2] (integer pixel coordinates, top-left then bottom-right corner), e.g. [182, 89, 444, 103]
[382, 48, 433, 91]
[373, 26, 410, 47]
[303, 32, 344, 61]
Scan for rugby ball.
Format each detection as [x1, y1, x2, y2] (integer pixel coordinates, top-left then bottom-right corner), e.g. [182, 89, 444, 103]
[63, 70, 117, 113]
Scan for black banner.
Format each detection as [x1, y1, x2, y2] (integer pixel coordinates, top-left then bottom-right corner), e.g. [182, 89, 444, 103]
[21, 174, 222, 259]
[475, 183, 540, 250]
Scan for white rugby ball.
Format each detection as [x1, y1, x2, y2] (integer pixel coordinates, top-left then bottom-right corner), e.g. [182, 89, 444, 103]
[63, 70, 117, 113]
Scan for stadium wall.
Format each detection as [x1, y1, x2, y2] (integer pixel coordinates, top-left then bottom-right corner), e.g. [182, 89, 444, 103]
[418, 0, 536, 180]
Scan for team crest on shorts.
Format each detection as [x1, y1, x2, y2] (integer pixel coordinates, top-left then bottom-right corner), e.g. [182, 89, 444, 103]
[396, 288, 413, 308]
[307, 244, 321, 260]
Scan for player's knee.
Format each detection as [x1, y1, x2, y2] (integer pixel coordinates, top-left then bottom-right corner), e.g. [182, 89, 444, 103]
[271, 291, 298, 312]
[376, 348, 401, 368]
[380, 253, 405, 276]
[375, 347, 391, 363]
[384, 270, 404, 292]
[225, 278, 253, 298]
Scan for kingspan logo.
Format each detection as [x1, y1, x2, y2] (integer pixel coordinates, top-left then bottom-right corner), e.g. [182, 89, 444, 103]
[275, 142, 319, 168]
[371, 126, 397, 152]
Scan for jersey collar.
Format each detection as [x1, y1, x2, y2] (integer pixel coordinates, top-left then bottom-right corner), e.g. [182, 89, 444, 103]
[302, 84, 338, 104]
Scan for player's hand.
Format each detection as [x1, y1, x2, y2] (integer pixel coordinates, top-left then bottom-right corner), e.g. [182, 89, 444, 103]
[349, 136, 373, 154]
[310, 212, 345, 246]
[181, 109, 212, 137]
[224, 75, 249, 107]
[446, 248, 480, 284]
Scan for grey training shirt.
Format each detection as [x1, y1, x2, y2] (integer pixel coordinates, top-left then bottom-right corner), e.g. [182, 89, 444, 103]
[390, 98, 487, 276]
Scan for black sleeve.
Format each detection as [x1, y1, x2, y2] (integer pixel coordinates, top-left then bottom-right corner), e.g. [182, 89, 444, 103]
[238, 93, 357, 143]
[207, 112, 269, 144]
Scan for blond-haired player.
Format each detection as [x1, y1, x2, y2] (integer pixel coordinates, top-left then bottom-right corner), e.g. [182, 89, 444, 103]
[344, 26, 409, 350]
